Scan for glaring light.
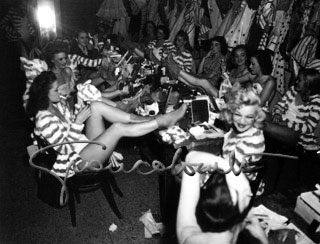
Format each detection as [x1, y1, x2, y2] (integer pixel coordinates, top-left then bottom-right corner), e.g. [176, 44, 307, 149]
[37, 4, 56, 30]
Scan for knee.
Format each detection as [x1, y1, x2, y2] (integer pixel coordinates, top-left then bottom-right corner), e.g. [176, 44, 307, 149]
[90, 101, 106, 115]
[110, 123, 127, 135]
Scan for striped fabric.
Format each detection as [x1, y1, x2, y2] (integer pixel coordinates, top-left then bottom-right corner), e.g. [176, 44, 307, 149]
[273, 87, 320, 150]
[307, 59, 320, 72]
[223, 127, 265, 180]
[34, 107, 88, 177]
[290, 35, 318, 68]
[257, 0, 275, 30]
[172, 49, 193, 73]
[68, 54, 103, 70]
[147, 39, 176, 61]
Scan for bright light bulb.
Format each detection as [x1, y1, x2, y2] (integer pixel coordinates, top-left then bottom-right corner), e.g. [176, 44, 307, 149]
[37, 4, 56, 30]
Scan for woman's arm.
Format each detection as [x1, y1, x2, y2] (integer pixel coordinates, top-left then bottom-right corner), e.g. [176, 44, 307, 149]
[36, 112, 84, 155]
[260, 76, 276, 107]
[177, 171, 202, 244]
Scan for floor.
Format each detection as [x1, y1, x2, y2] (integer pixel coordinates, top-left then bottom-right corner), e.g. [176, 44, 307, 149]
[0, 41, 319, 244]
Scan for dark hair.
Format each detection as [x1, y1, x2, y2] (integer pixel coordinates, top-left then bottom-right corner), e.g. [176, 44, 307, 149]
[251, 50, 273, 75]
[232, 45, 250, 66]
[174, 30, 193, 52]
[212, 36, 228, 55]
[156, 25, 170, 39]
[196, 173, 250, 233]
[26, 71, 57, 118]
[298, 68, 320, 100]
[143, 21, 156, 37]
[42, 41, 69, 69]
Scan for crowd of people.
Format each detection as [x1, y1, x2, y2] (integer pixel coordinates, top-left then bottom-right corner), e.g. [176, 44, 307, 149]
[2, 0, 320, 243]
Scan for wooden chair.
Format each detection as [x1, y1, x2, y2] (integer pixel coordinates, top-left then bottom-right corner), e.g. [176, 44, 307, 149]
[27, 135, 123, 227]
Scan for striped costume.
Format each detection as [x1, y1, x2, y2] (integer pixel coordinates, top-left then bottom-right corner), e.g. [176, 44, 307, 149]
[147, 39, 176, 62]
[34, 104, 88, 178]
[272, 86, 320, 150]
[172, 49, 194, 73]
[223, 127, 265, 180]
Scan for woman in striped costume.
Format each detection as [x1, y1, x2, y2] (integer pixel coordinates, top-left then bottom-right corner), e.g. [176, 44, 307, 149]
[133, 25, 176, 66]
[26, 71, 187, 178]
[177, 88, 268, 244]
[265, 68, 320, 187]
[171, 30, 195, 74]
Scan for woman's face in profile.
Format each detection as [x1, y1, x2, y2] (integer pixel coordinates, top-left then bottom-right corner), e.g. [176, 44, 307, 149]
[48, 81, 60, 103]
[234, 49, 247, 67]
[233, 105, 257, 133]
[295, 73, 307, 94]
[52, 52, 67, 70]
[249, 57, 261, 75]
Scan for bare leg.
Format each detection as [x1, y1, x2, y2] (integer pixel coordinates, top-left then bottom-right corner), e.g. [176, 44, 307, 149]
[179, 71, 218, 98]
[86, 101, 152, 139]
[80, 104, 188, 165]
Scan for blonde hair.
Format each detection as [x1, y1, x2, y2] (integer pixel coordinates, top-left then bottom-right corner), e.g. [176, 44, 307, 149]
[221, 88, 266, 129]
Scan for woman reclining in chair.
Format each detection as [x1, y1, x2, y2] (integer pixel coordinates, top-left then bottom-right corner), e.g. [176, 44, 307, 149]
[26, 71, 187, 178]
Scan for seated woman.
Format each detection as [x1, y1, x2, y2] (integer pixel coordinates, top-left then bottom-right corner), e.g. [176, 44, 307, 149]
[219, 45, 251, 98]
[43, 41, 135, 111]
[165, 37, 228, 98]
[247, 50, 277, 112]
[26, 71, 187, 178]
[176, 88, 268, 244]
[131, 25, 176, 66]
[171, 30, 195, 74]
[264, 68, 320, 187]
[139, 21, 157, 51]
[186, 87, 266, 183]
[197, 36, 228, 87]
[177, 167, 268, 244]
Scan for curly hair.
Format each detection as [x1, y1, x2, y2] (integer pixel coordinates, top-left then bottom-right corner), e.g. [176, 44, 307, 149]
[42, 40, 69, 69]
[26, 71, 57, 118]
[251, 50, 273, 75]
[174, 30, 193, 52]
[196, 173, 250, 233]
[222, 88, 266, 129]
[211, 36, 228, 56]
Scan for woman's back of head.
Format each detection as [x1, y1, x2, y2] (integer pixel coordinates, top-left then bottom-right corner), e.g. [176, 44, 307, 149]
[196, 173, 250, 233]
[26, 71, 57, 119]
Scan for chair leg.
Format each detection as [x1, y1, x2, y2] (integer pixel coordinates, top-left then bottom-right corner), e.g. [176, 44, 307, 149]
[107, 171, 123, 197]
[67, 188, 77, 227]
[100, 179, 123, 219]
[73, 186, 81, 204]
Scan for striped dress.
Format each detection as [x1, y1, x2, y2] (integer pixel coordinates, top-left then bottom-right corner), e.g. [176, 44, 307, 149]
[272, 86, 320, 150]
[223, 127, 265, 180]
[172, 49, 194, 73]
[34, 105, 88, 178]
[147, 39, 176, 62]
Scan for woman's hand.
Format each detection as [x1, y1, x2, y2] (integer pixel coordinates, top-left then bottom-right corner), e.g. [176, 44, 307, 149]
[244, 215, 269, 244]
[225, 171, 252, 213]
[272, 113, 282, 124]
[75, 105, 91, 124]
[120, 85, 130, 95]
